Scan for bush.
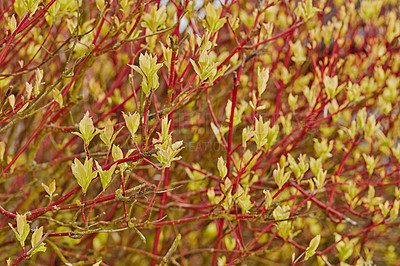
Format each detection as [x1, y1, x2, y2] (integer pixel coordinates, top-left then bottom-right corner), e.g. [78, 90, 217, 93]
[1, 0, 400, 265]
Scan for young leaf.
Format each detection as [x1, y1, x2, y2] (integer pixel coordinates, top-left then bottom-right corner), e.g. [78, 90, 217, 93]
[112, 145, 124, 162]
[224, 236, 236, 251]
[295, 0, 320, 21]
[8, 95, 15, 111]
[72, 111, 100, 146]
[123, 112, 140, 138]
[290, 40, 307, 65]
[263, 189, 273, 209]
[153, 138, 184, 168]
[0, 141, 5, 162]
[96, 0, 105, 11]
[8, 213, 30, 248]
[201, 3, 226, 34]
[257, 67, 270, 96]
[288, 93, 298, 111]
[41, 179, 57, 199]
[141, 5, 167, 32]
[253, 116, 269, 150]
[23, 0, 41, 14]
[273, 163, 291, 189]
[128, 53, 162, 95]
[95, 160, 117, 191]
[242, 127, 253, 149]
[304, 234, 320, 260]
[71, 157, 97, 194]
[30, 226, 46, 256]
[362, 154, 378, 175]
[217, 157, 227, 178]
[323, 75, 341, 99]
[99, 120, 124, 149]
[52, 88, 63, 108]
[313, 169, 327, 190]
[236, 185, 254, 213]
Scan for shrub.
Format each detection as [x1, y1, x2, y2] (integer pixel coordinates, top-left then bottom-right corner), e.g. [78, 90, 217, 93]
[1, 0, 400, 265]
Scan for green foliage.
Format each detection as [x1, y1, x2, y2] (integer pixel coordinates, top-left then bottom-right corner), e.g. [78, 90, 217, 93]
[30, 226, 47, 256]
[123, 112, 140, 138]
[72, 111, 100, 147]
[305, 234, 320, 260]
[8, 213, 30, 248]
[141, 5, 167, 32]
[1, 0, 400, 265]
[152, 118, 184, 167]
[95, 160, 117, 192]
[129, 53, 163, 95]
[99, 119, 123, 149]
[190, 50, 218, 82]
[253, 116, 278, 150]
[273, 163, 291, 190]
[71, 157, 97, 194]
[201, 3, 226, 34]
